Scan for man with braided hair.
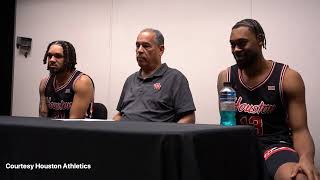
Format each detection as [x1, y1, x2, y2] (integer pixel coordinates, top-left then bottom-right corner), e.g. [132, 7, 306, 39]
[39, 40, 94, 119]
[217, 19, 319, 180]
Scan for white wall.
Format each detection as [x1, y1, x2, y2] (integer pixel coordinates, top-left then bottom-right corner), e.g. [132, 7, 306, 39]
[13, 0, 112, 116]
[13, 0, 319, 167]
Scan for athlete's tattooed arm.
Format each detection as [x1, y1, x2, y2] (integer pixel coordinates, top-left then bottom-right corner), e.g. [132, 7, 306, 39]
[39, 78, 48, 117]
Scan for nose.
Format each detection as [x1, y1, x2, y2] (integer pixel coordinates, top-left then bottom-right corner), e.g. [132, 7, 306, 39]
[232, 45, 242, 54]
[48, 56, 56, 62]
[137, 45, 144, 53]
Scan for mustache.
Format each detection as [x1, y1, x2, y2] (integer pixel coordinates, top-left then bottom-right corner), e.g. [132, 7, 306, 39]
[233, 53, 245, 59]
[136, 56, 146, 60]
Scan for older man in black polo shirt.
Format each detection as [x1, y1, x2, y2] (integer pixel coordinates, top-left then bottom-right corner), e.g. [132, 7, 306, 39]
[113, 28, 196, 123]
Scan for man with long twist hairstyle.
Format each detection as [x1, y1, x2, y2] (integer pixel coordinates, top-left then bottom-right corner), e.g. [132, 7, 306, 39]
[39, 40, 94, 119]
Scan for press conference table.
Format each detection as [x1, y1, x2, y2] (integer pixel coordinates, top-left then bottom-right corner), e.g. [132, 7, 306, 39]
[0, 116, 265, 180]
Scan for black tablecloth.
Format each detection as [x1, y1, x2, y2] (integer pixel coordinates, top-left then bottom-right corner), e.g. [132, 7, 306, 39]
[0, 116, 265, 180]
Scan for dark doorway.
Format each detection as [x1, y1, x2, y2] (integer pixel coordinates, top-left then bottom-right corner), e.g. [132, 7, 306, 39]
[0, 0, 16, 115]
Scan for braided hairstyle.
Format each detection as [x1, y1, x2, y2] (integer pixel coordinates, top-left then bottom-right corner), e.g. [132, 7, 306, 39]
[43, 40, 77, 71]
[232, 19, 267, 49]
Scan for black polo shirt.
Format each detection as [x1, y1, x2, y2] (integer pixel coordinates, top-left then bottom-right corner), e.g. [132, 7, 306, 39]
[116, 63, 196, 122]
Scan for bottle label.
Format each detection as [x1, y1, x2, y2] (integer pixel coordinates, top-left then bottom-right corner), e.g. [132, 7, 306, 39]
[220, 101, 236, 111]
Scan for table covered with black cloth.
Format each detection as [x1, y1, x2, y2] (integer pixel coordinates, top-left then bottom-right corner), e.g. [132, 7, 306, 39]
[0, 116, 265, 180]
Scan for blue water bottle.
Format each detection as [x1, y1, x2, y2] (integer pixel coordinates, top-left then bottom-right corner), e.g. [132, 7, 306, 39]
[219, 82, 236, 126]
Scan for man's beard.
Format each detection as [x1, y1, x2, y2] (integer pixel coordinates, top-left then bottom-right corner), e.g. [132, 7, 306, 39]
[48, 64, 67, 75]
[234, 51, 257, 70]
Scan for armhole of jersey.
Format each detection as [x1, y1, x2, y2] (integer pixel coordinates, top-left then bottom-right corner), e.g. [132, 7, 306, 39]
[43, 75, 51, 91]
[227, 66, 231, 82]
[279, 64, 288, 107]
[72, 72, 84, 91]
[72, 73, 95, 119]
[72, 73, 95, 92]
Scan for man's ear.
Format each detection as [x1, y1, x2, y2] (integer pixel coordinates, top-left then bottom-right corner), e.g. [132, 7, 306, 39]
[159, 45, 165, 56]
[257, 34, 264, 47]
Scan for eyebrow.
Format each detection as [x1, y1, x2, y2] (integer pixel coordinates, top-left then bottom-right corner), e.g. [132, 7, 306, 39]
[230, 38, 248, 43]
[47, 53, 64, 58]
[136, 42, 152, 46]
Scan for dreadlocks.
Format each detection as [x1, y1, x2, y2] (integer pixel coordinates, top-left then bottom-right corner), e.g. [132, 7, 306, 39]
[232, 19, 267, 49]
[43, 40, 77, 71]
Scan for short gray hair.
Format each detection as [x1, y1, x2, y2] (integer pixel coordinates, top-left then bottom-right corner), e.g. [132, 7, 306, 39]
[140, 28, 164, 45]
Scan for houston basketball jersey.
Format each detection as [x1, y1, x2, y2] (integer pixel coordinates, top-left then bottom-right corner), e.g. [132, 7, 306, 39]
[44, 70, 93, 119]
[228, 61, 293, 147]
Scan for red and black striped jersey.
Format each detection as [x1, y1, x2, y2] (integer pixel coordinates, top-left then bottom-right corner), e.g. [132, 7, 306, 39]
[228, 61, 293, 148]
[44, 70, 93, 119]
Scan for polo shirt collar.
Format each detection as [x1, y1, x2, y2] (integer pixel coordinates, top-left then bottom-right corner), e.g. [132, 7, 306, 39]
[138, 63, 168, 80]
